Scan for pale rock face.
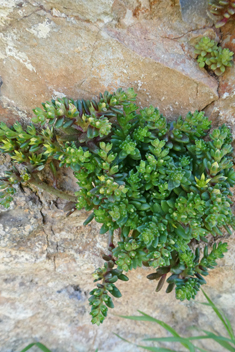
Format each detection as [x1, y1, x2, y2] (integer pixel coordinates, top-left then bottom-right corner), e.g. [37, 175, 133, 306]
[0, 1, 234, 352]
[0, 0, 218, 121]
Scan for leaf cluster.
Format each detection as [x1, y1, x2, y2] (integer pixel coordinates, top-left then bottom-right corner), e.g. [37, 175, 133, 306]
[89, 260, 128, 326]
[0, 88, 234, 326]
[147, 242, 228, 301]
[0, 169, 19, 208]
[194, 36, 234, 76]
[208, 0, 235, 28]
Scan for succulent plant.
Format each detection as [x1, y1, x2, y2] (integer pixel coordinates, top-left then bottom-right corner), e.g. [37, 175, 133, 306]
[194, 36, 234, 76]
[147, 242, 228, 300]
[0, 88, 234, 326]
[208, 0, 235, 28]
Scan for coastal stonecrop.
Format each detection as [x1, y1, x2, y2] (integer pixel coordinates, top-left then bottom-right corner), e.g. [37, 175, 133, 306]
[208, 0, 235, 28]
[0, 88, 234, 326]
[194, 36, 234, 76]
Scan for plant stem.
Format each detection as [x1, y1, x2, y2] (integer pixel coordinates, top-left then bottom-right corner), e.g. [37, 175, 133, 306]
[26, 176, 77, 202]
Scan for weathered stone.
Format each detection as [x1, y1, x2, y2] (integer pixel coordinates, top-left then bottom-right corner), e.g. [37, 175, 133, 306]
[179, 0, 211, 25]
[0, 0, 218, 122]
[0, 159, 234, 352]
[204, 22, 235, 136]
[0, 1, 234, 352]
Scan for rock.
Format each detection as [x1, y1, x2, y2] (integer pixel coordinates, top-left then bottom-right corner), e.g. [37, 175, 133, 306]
[179, 0, 211, 25]
[0, 0, 218, 121]
[0, 1, 234, 352]
[0, 159, 234, 352]
[204, 22, 235, 136]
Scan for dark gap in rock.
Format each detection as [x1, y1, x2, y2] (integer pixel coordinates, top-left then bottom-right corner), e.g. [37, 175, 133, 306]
[57, 284, 85, 301]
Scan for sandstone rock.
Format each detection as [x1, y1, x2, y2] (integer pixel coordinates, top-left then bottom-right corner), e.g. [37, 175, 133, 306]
[0, 160, 234, 352]
[0, 0, 218, 122]
[204, 22, 235, 136]
[179, 0, 211, 25]
[0, 1, 234, 352]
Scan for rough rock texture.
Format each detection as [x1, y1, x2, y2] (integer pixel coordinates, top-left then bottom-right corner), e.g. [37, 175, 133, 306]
[180, 0, 210, 25]
[1, 155, 235, 352]
[204, 22, 235, 137]
[0, 0, 219, 122]
[0, 1, 235, 352]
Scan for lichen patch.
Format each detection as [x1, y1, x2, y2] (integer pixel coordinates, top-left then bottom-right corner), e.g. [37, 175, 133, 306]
[27, 19, 53, 39]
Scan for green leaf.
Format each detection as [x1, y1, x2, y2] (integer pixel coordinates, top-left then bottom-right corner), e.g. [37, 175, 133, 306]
[83, 212, 95, 226]
[175, 224, 189, 239]
[156, 275, 166, 292]
[202, 331, 235, 351]
[115, 332, 176, 351]
[119, 310, 186, 344]
[152, 203, 164, 215]
[168, 180, 180, 191]
[62, 119, 74, 128]
[35, 343, 52, 352]
[114, 334, 136, 346]
[31, 117, 40, 124]
[122, 226, 130, 237]
[143, 337, 195, 352]
[166, 282, 175, 293]
[87, 126, 97, 139]
[138, 346, 176, 352]
[107, 275, 118, 283]
[100, 224, 109, 234]
[108, 285, 122, 298]
[201, 289, 235, 341]
[161, 200, 169, 214]
[20, 343, 36, 352]
[166, 199, 175, 208]
[174, 135, 189, 144]
[224, 316, 235, 342]
[139, 203, 150, 211]
[105, 297, 114, 309]
[118, 274, 129, 281]
[188, 335, 235, 344]
[20, 342, 52, 352]
[55, 116, 65, 128]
